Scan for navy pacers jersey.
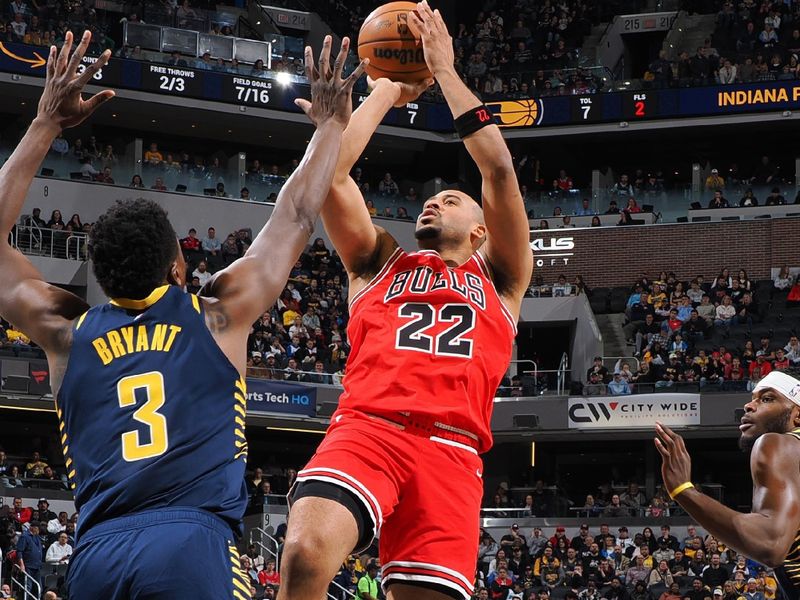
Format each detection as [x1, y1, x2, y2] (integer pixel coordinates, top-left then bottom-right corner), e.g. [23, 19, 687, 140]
[56, 285, 248, 540]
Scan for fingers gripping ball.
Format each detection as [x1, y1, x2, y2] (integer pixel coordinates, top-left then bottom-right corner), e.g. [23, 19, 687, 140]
[358, 1, 432, 84]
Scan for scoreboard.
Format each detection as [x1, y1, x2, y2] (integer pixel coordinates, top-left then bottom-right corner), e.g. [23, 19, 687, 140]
[3, 41, 800, 132]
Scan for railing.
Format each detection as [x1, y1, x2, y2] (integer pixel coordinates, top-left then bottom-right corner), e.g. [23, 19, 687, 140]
[527, 284, 578, 298]
[0, 476, 68, 490]
[245, 366, 343, 386]
[328, 579, 357, 600]
[249, 526, 280, 572]
[557, 352, 570, 396]
[11, 565, 41, 600]
[582, 380, 750, 395]
[12, 224, 88, 261]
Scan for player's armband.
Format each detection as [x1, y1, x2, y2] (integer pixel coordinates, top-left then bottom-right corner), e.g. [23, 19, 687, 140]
[454, 105, 496, 139]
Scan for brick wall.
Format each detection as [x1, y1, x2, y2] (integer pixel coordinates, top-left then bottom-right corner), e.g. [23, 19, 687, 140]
[529, 217, 799, 288]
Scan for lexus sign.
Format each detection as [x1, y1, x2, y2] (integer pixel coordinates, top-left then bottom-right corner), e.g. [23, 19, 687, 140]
[567, 394, 701, 429]
[529, 237, 574, 267]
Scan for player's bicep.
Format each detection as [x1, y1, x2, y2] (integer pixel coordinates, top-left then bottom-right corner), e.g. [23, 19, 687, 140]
[321, 177, 384, 276]
[0, 248, 86, 350]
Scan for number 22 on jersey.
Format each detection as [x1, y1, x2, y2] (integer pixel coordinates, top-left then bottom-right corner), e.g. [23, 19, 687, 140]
[117, 372, 169, 462]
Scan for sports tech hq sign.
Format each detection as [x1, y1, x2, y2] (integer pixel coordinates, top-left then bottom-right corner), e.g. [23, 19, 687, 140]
[567, 395, 700, 429]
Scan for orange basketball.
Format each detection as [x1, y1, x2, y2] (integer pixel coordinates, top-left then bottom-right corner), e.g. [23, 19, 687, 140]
[357, 1, 432, 84]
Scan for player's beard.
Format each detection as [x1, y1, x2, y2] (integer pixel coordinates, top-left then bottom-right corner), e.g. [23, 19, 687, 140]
[738, 406, 793, 452]
[414, 225, 441, 241]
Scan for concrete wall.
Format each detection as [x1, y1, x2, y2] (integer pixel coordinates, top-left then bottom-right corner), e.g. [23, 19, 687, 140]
[519, 295, 603, 383]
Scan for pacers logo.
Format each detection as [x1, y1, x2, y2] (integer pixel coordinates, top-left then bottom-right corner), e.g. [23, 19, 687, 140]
[486, 98, 544, 128]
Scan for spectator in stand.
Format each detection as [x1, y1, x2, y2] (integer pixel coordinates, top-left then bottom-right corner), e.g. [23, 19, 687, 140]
[378, 172, 399, 197]
[587, 357, 609, 383]
[705, 169, 725, 191]
[16, 521, 42, 596]
[610, 175, 634, 199]
[707, 190, 730, 209]
[144, 142, 163, 168]
[608, 373, 631, 396]
[774, 266, 794, 290]
[765, 187, 785, 205]
[45, 531, 72, 565]
[130, 174, 144, 188]
[739, 189, 758, 207]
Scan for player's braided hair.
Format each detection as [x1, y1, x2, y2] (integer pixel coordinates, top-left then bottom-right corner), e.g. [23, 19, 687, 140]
[88, 198, 178, 300]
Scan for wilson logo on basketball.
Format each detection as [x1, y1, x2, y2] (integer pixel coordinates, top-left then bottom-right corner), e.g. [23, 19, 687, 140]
[31, 370, 49, 383]
[372, 47, 425, 65]
[486, 99, 544, 128]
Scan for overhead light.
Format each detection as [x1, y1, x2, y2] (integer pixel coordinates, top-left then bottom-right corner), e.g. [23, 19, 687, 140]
[276, 71, 292, 86]
[151, 119, 156, 123]
[531, 441, 536, 467]
[266, 426, 325, 434]
[256, 20, 261, 25]
[20, 101, 25, 105]
[191, 124, 196, 128]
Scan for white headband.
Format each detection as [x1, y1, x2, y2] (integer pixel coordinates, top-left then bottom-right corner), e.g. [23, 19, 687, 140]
[753, 371, 800, 405]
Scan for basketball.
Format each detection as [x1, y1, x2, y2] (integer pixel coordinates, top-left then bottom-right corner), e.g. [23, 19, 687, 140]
[357, 1, 432, 84]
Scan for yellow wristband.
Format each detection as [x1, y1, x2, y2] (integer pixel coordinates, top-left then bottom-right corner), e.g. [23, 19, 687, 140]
[669, 482, 694, 500]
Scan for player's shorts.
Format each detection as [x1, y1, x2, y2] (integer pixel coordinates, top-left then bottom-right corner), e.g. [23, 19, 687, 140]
[66, 507, 250, 600]
[289, 408, 483, 600]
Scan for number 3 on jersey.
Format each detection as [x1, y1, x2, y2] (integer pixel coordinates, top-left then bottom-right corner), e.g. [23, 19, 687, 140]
[396, 302, 476, 358]
[117, 372, 169, 462]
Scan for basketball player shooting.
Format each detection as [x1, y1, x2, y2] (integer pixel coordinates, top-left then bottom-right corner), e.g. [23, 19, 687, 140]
[279, 3, 533, 600]
[0, 31, 364, 599]
[654, 367, 800, 600]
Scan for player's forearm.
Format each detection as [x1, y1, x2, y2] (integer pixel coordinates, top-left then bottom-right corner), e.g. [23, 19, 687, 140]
[334, 81, 399, 182]
[674, 488, 787, 566]
[0, 118, 60, 236]
[437, 68, 514, 179]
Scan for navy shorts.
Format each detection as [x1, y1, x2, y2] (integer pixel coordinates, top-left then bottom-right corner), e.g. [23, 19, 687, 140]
[66, 508, 250, 600]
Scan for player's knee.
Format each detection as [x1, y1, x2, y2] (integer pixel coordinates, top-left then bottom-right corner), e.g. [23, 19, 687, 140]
[281, 533, 330, 581]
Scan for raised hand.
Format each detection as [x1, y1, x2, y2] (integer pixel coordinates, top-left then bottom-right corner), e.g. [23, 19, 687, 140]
[408, 0, 456, 78]
[37, 30, 114, 131]
[295, 36, 367, 128]
[654, 422, 693, 495]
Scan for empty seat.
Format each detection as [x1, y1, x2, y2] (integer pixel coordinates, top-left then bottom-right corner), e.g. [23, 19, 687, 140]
[609, 287, 630, 313]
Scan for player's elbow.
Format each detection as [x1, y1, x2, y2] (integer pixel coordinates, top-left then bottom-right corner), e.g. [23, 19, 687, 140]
[480, 155, 516, 182]
[760, 550, 787, 570]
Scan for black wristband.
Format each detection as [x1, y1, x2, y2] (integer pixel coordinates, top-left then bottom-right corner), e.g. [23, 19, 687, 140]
[454, 105, 496, 138]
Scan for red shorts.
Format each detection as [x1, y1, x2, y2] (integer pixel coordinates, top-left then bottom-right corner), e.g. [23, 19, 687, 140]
[293, 409, 482, 600]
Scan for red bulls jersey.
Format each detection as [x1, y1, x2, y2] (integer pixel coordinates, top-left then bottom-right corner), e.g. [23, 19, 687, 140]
[338, 248, 517, 453]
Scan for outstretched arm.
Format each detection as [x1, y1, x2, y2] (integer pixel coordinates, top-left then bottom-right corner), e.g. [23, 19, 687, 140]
[321, 78, 429, 280]
[411, 2, 532, 316]
[202, 37, 366, 355]
[655, 423, 800, 567]
[0, 31, 113, 351]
